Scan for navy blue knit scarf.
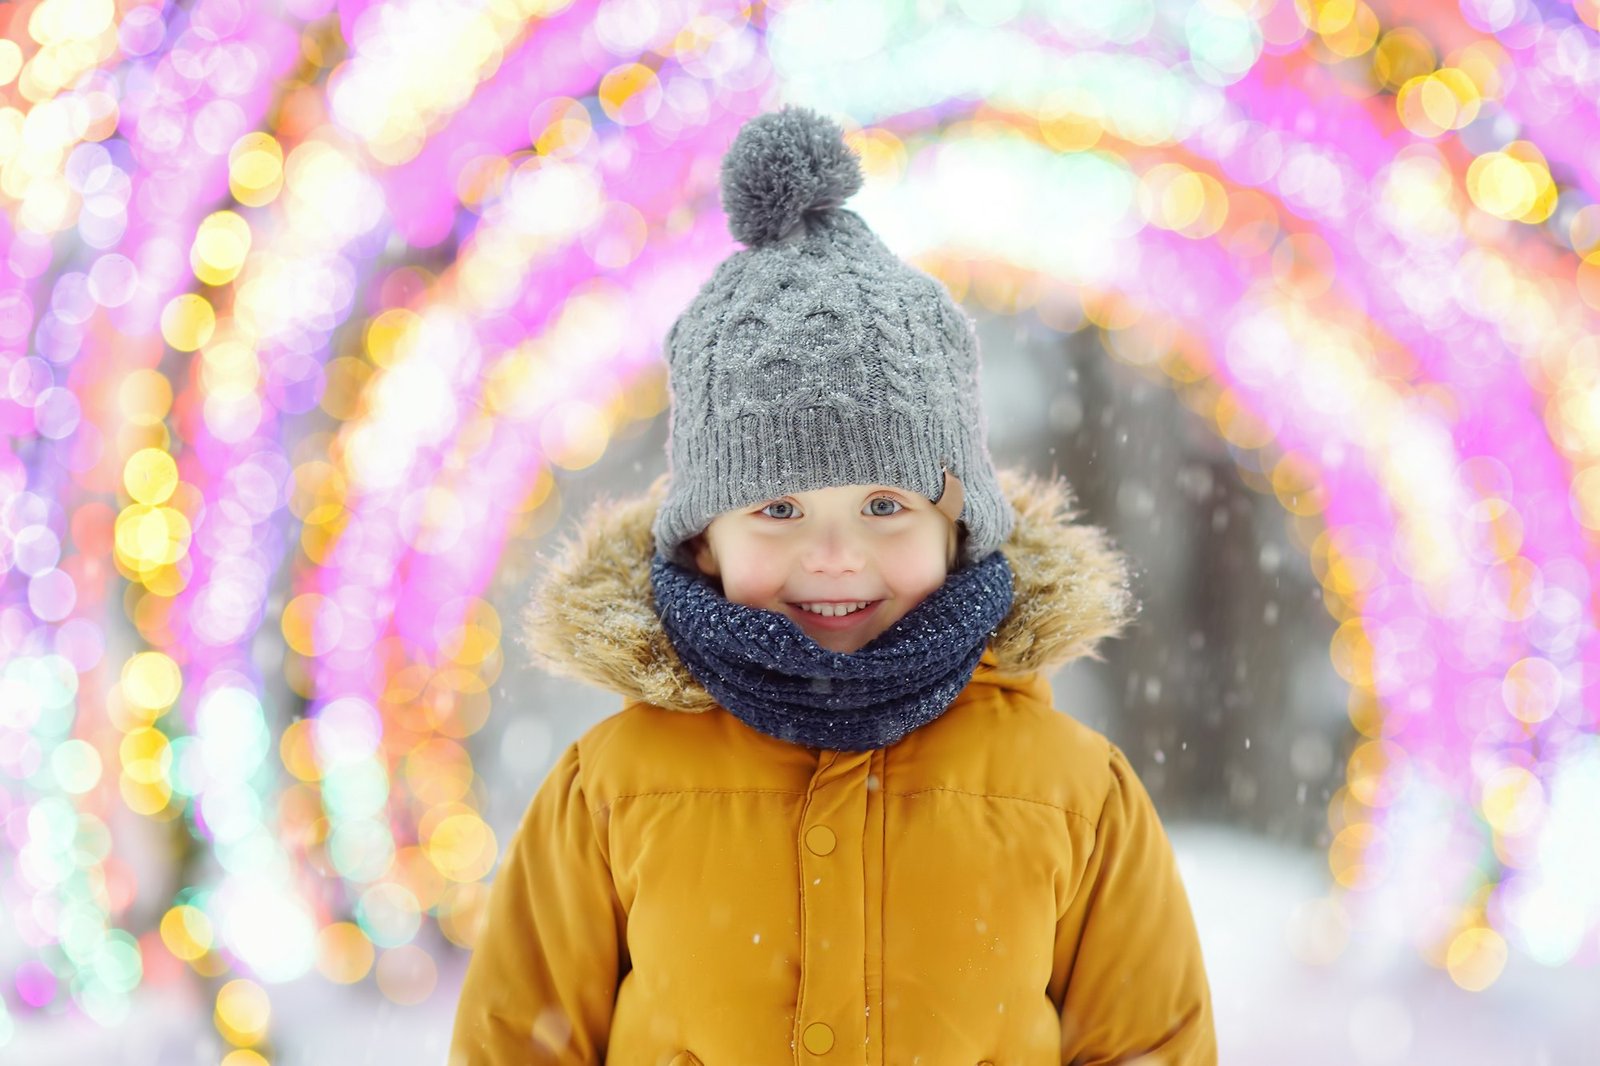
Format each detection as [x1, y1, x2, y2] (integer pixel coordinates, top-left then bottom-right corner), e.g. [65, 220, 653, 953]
[649, 551, 1014, 751]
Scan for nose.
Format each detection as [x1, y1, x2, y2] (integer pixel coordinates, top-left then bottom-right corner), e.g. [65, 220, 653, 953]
[800, 518, 865, 574]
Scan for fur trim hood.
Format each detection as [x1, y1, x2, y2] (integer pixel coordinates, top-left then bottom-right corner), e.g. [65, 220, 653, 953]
[517, 469, 1136, 712]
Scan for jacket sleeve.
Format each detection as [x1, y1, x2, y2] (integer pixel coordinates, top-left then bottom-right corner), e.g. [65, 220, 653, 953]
[1054, 744, 1216, 1066]
[449, 742, 626, 1065]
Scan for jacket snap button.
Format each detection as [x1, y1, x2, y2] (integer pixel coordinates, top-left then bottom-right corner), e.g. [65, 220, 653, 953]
[804, 825, 836, 855]
[802, 1021, 835, 1054]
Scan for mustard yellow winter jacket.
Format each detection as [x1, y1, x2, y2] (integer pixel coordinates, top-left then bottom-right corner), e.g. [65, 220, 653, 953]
[450, 471, 1216, 1065]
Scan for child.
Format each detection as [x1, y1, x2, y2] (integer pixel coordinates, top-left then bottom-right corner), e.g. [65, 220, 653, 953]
[450, 107, 1215, 1065]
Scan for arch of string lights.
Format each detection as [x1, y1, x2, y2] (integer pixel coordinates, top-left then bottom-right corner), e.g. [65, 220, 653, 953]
[1, 0, 1598, 1053]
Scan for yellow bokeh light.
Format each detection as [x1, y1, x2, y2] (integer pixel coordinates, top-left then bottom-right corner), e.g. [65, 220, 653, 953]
[1347, 687, 1383, 738]
[1137, 164, 1188, 230]
[18, 181, 74, 236]
[1449, 40, 1508, 101]
[365, 307, 420, 368]
[1345, 739, 1403, 807]
[38, 0, 115, 42]
[123, 448, 179, 505]
[1468, 154, 1531, 218]
[230, 132, 284, 207]
[191, 211, 253, 286]
[1271, 232, 1336, 297]
[1490, 555, 1540, 622]
[201, 339, 262, 401]
[1503, 656, 1561, 723]
[367, 123, 428, 167]
[159, 905, 214, 962]
[1330, 618, 1374, 687]
[541, 399, 612, 470]
[393, 845, 448, 911]
[1319, 0, 1378, 58]
[1467, 143, 1555, 224]
[440, 600, 501, 666]
[1572, 465, 1600, 531]
[142, 560, 190, 598]
[1159, 170, 1206, 230]
[221, 1051, 270, 1066]
[482, 349, 546, 418]
[425, 812, 498, 882]
[281, 592, 341, 657]
[1300, 0, 1355, 34]
[290, 460, 347, 525]
[1445, 927, 1507, 992]
[278, 719, 323, 782]
[1397, 69, 1480, 138]
[122, 651, 182, 716]
[1037, 88, 1103, 152]
[1213, 389, 1275, 449]
[120, 727, 172, 788]
[1372, 27, 1436, 92]
[215, 979, 271, 1047]
[0, 41, 22, 87]
[114, 504, 155, 568]
[161, 294, 217, 352]
[0, 107, 22, 166]
[529, 96, 593, 159]
[321, 355, 374, 421]
[120, 773, 173, 816]
[1568, 204, 1600, 258]
[114, 504, 192, 570]
[1271, 452, 1328, 516]
[1328, 821, 1384, 888]
[1480, 765, 1544, 836]
[1553, 364, 1600, 448]
[118, 368, 174, 428]
[597, 62, 661, 126]
[405, 738, 475, 806]
[455, 153, 511, 207]
[316, 922, 375, 984]
[843, 127, 908, 182]
[1179, 173, 1229, 239]
[435, 881, 488, 949]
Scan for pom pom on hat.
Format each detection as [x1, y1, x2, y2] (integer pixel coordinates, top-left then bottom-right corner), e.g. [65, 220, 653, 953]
[654, 105, 1016, 569]
[719, 106, 863, 248]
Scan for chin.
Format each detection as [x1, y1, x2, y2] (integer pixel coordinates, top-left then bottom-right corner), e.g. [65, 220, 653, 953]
[797, 624, 877, 654]
[817, 636, 868, 654]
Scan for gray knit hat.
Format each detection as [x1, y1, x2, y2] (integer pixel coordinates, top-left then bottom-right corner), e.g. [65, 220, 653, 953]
[652, 106, 1014, 568]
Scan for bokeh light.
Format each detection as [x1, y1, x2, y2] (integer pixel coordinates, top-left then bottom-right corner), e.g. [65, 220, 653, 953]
[3, 0, 1600, 1056]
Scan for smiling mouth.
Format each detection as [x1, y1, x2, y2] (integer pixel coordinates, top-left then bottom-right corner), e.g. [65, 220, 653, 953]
[788, 600, 883, 630]
[794, 600, 874, 618]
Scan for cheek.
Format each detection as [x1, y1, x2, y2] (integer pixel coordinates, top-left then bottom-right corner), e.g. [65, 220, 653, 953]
[885, 556, 948, 602]
[881, 529, 951, 603]
[711, 544, 790, 608]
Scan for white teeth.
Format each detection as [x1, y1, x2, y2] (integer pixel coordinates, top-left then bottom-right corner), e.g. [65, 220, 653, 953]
[797, 601, 871, 618]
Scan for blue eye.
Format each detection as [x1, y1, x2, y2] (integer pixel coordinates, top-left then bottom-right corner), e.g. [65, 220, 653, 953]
[760, 501, 797, 519]
[866, 497, 902, 516]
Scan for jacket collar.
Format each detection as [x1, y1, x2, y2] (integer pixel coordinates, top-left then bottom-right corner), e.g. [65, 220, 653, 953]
[518, 468, 1136, 713]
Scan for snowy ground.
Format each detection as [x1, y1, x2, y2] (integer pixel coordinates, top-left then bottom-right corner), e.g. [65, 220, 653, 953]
[9, 825, 1595, 1064]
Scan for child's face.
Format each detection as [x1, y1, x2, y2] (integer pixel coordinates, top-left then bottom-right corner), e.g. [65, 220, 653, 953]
[690, 483, 958, 654]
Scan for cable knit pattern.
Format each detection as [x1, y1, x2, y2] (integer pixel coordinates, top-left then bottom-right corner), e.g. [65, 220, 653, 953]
[651, 107, 1014, 567]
